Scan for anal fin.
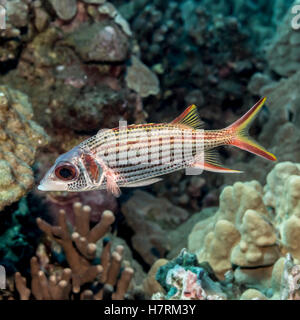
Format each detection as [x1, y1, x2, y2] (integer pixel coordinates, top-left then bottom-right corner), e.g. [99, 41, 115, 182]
[193, 161, 243, 173]
[191, 151, 243, 173]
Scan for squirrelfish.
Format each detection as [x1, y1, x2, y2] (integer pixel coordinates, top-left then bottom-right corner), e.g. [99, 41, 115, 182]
[38, 98, 276, 197]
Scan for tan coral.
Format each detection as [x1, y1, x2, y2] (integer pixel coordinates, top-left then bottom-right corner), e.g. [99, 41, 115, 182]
[32, 202, 134, 299]
[197, 220, 240, 278]
[231, 209, 279, 267]
[189, 180, 271, 279]
[143, 259, 168, 298]
[188, 161, 300, 291]
[240, 289, 268, 300]
[0, 86, 48, 211]
[15, 257, 72, 300]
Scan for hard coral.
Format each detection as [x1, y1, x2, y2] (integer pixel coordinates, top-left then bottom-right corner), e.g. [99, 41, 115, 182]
[188, 162, 300, 293]
[0, 86, 48, 211]
[13, 202, 134, 300]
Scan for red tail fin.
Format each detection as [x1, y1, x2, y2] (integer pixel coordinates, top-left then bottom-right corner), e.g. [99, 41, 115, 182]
[227, 97, 277, 162]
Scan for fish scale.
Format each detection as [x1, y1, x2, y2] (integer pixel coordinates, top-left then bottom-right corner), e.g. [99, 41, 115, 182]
[82, 124, 205, 186]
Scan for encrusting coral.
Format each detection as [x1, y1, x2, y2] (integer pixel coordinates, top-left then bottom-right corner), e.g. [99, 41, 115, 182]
[14, 202, 134, 300]
[0, 86, 48, 211]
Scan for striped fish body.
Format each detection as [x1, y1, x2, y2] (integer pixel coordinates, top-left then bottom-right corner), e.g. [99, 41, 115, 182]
[38, 98, 276, 196]
[79, 124, 223, 188]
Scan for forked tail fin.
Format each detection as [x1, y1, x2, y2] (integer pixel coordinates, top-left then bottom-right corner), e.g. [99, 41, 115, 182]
[227, 97, 277, 162]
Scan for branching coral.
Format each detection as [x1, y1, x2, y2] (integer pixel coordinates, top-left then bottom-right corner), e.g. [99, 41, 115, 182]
[15, 257, 72, 300]
[14, 202, 134, 300]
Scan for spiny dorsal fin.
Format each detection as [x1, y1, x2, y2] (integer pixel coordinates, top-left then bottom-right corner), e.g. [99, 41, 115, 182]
[171, 105, 204, 129]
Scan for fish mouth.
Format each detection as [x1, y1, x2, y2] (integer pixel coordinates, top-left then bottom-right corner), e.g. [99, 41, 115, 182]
[37, 184, 47, 191]
[37, 181, 68, 192]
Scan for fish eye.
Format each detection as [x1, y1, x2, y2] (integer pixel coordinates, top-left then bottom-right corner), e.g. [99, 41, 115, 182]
[54, 162, 78, 181]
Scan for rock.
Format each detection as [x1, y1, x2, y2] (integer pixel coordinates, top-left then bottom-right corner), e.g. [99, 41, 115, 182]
[65, 22, 129, 62]
[34, 7, 50, 32]
[224, 70, 300, 186]
[49, 0, 77, 21]
[266, 1, 300, 76]
[125, 55, 160, 97]
[82, 0, 106, 3]
[167, 208, 215, 260]
[6, 0, 29, 27]
[121, 190, 190, 265]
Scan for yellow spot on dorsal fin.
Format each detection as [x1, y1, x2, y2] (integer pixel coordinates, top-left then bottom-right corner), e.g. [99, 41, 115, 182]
[171, 105, 204, 130]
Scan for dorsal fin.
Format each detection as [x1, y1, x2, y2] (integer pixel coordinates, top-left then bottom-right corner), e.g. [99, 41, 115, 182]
[171, 105, 204, 129]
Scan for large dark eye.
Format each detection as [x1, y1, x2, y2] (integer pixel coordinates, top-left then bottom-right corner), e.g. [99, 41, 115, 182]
[54, 162, 78, 181]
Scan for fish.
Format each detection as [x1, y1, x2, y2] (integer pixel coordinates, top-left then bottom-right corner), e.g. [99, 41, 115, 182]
[38, 97, 276, 197]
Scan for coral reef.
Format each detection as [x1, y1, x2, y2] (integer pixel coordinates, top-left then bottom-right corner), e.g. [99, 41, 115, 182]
[1, 0, 300, 302]
[127, 0, 256, 127]
[0, 86, 48, 211]
[149, 250, 300, 300]
[188, 162, 300, 296]
[13, 202, 135, 300]
[0, 0, 156, 136]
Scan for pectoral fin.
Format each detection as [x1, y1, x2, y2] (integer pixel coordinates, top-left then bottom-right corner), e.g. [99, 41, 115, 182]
[123, 178, 163, 188]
